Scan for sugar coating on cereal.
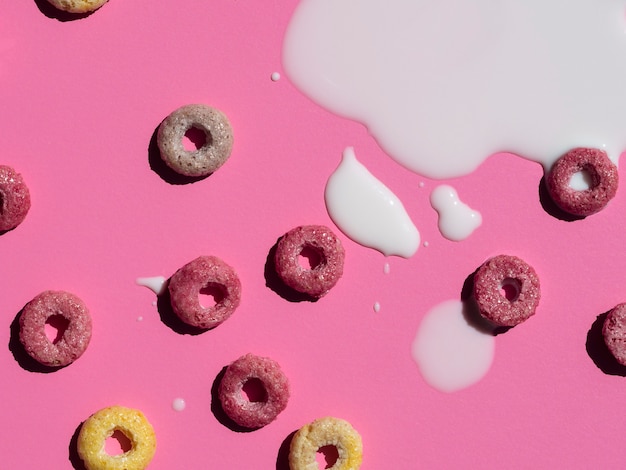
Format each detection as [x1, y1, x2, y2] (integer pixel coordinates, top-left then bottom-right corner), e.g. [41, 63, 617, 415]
[274, 225, 345, 298]
[168, 255, 241, 329]
[218, 353, 290, 428]
[18, 290, 92, 367]
[157, 104, 234, 177]
[472, 255, 540, 327]
[0, 165, 31, 232]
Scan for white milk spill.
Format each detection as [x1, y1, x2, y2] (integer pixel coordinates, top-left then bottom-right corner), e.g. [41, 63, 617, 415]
[136, 276, 167, 296]
[283, 0, 626, 178]
[430, 185, 482, 241]
[412, 300, 495, 392]
[324, 147, 420, 258]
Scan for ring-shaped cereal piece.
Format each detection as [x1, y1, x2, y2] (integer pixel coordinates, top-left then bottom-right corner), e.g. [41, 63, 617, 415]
[289, 417, 363, 470]
[168, 255, 241, 329]
[77, 405, 156, 470]
[45, 0, 108, 13]
[19, 290, 92, 367]
[0, 165, 31, 232]
[274, 225, 345, 298]
[603, 303, 626, 366]
[218, 353, 290, 428]
[157, 104, 234, 177]
[546, 147, 618, 216]
[472, 255, 540, 327]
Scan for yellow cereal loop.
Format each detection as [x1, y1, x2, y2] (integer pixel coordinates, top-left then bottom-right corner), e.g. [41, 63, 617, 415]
[289, 417, 363, 470]
[77, 406, 156, 470]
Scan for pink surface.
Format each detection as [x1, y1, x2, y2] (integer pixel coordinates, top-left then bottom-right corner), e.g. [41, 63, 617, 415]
[2, 1, 626, 469]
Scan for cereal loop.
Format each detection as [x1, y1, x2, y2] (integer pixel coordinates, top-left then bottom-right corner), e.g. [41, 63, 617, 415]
[77, 406, 156, 470]
[472, 255, 541, 327]
[546, 147, 618, 216]
[18, 290, 92, 367]
[0, 165, 31, 232]
[289, 417, 363, 470]
[168, 255, 241, 329]
[46, 0, 108, 13]
[218, 353, 290, 428]
[157, 104, 234, 177]
[274, 225, 345, 298]
[603, 303, 626, 366]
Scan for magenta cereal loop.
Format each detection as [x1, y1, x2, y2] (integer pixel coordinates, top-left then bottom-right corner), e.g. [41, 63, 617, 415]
[0, 165, 30, 233]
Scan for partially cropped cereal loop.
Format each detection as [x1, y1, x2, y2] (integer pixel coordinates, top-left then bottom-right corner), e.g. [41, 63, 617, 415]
[218, 353, 290, 428]
[289, 417, 363, 470]
[546, 147, 618, 216]
[77, 405, 156, 470]
[0, 165, 31, 232]
[157, 104, 234, 177]
[603, 303, 626, 366]
[46, 0, 109, 14]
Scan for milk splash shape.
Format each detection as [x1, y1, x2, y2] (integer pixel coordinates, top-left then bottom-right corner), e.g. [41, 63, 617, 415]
[430, 185, 482, 241]
[283, 0, 626, 178]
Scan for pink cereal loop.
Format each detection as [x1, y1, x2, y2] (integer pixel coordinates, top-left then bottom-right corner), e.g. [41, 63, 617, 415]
[218, 353, 290, 428]
[603, 303, 626, 366]
[168, 255, 241, 329]
[0, 165, 31, 232]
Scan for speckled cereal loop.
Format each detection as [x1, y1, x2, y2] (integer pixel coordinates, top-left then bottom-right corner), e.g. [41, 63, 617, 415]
[603, 303, 626, 366]
[472, 255, 541, 327]
[168, 255, 241, 329]
[546, 147, 618, 216]
[218, 353, 290, 428]
[18, 290, 92, 367]
[157, 104, 234, 177]
[289, 417, 363, 470]
[274, 225, 345, 298]
[0, 165, 31, 232]
[46, 0, 108, 13]
[77, 406, 156, 470]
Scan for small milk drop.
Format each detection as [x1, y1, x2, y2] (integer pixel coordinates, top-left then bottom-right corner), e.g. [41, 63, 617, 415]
[324, 147, 420, 258]
[271, 72, 281, 81]
[430, 185, 482, 241]
[136, 276, 167, 296]
[172, 398, 186, 412]
[383, 262, 391, 274]
[373, 302, 381, 312]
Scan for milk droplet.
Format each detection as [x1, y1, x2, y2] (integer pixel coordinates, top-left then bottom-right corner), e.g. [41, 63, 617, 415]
[324, 147, 420, 258]
[430, 185, 482, 241]
[373, 302, 381, 312]
[172, 398, 186, 412]
[412, 300, 495, 392]
[136, 276, 167, 296]
[271, 72, 281, 81]
[283, 0, 624, 179]
[137, 316, 144, 322]
[383, 262, 391, 274]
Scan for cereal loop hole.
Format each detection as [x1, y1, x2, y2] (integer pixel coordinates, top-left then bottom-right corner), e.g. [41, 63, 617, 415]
[44, 314, 70, 344]
[500, 278, 521, 302]
[316, 445, 339, 469]
[298, 245, 324, 270]
[242, 377, 268, 403]
[183, 126, 209, 151]
[105, 429, 132, 456]
[568, 167, 594, 191]
[198, 282, 226, 308]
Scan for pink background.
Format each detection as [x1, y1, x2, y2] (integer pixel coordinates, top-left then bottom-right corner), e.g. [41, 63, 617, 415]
[2, 1, 626, 468]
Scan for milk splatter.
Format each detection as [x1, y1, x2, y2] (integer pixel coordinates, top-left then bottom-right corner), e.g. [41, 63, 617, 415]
[430, 185, 482, 241]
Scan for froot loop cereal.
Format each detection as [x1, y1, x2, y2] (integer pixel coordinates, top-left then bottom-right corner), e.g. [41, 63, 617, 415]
[168, 255, 241, 329]
[0, 165, 30, 232]
[77, 405, 156, 470]
[545, 147, 619, 217]
[19, 290, 92, 367]
[45, 0, 108, 14]
[472, 255, 541, 327]
[157, 104, 234, 177]
[603, 303, 626, 366]
[274, 225, 345, 298]
[218, 353, 290, 428]
[289, 416, 363, 470]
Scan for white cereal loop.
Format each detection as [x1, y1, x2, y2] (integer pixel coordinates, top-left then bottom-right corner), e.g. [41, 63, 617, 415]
[289, 417, 363, 470]
[157, 104, 234, 177]
[77, 406, 156, 470]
